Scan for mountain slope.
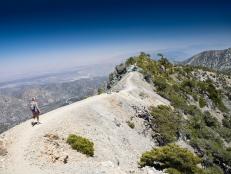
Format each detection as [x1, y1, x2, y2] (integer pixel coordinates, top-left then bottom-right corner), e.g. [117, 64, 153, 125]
[183, 48, 231, 71]
[124, 53, 231, 174]
[0, 72, 169, 174]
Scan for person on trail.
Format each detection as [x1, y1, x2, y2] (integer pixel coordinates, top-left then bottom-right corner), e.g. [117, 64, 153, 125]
[30, 97, 41, 124]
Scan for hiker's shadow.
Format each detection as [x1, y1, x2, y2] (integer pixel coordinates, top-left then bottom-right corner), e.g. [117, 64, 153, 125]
[31, 122, 41, 126]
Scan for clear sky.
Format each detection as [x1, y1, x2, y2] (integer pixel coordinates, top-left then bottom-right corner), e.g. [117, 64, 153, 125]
[0, 0, 231, 82]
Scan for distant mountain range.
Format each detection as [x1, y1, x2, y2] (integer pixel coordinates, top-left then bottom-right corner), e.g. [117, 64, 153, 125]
[182, 48, 231, 72]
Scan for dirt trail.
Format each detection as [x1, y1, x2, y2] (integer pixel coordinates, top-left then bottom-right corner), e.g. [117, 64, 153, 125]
[0, 72, 169, 174]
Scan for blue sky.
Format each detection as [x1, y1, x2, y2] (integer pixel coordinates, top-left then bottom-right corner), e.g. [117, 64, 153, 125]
[0, 0, 231, 81]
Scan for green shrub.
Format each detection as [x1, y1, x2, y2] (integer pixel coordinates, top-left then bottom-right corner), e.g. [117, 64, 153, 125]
[199, 97, 206, 108]
[158, 57, 172, 69]
[150, 105, 181, 145]
[154, 76, 168, 91]
[67, 134, 94, 157]
[139, 144, 205, 174]
[205, 165, 224, 174]
[197, 81, 227, 112]
[206, 83, 219, 102]
[187, 112, 220, 142]
[170, 93, 187, 109]
[155, 82, 187, 109]
[217, 127, 231, 142]
[222, 115, 231, 129]
[67, 134, 78, 144]
[183, 105, 201, 116]
[125, 57, 136, 65]
[203, 111, 218, 128]
[183, 66, 194, 74]
[192, 94, 198, 101]
[97, 87, 104, 94]
[227, 147, 231, 151]
[217, 101, 228, 113]
[180, 79, 196, 93]
[126, 121, 135, 129]
[166, 168, 181, 174]
[182, 106, 231, 172]
[196, 81, 207, 94]
[188, 130, 231, 171]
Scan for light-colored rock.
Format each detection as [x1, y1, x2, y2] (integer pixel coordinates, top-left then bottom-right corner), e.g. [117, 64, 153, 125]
[142, 166, 165, 174]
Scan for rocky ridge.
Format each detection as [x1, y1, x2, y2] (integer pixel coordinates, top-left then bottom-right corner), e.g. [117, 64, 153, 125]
[183, 48, 231, 72]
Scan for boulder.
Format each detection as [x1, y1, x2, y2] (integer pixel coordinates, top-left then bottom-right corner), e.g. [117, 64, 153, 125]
[144, 74, 152, 84]
[115, 63, 127, 74]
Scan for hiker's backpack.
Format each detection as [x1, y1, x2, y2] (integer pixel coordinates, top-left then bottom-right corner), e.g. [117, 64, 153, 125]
[30, 103, 37, 113]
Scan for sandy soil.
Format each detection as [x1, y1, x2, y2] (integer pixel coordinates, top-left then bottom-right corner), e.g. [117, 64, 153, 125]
[0, 72, 169, 174]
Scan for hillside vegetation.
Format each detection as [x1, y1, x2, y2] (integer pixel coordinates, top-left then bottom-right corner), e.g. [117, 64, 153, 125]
[125, 53, 231, 174]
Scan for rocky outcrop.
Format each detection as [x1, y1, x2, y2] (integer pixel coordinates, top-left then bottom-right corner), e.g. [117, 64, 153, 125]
[107, 63, 127, 89]
[183, 48, 231, 71]
[107, 63, 143, 89]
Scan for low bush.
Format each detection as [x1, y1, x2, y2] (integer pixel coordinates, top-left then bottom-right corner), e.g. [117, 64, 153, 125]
[153, 76, 168, 91]
[139, 144, 205, 174]
[197, 81, 227, 112]
[227, 147, 231, 151]
[180, 79, 196, 93]
[183, 66, 194, 74]
[205, 165, 223, 174]
[67, 134, 94, 157]
[155, 82, 187, 110]
[169, 93, 187, 109]
[97, 87, 104, 94]
[183, 105, 200, 116]
[222, 115, 231, 129]
[199, 97, 206, 108]
[150, 105, 181, 145]
[217, 127, 231, 143]
[166, 168, 181, 174]
[126, 120, 135, 129]
[125, 56, 136, 65]
[186, 116, 231, 172]
[158, 57, 172, 69]
[203, 111, 218, 128]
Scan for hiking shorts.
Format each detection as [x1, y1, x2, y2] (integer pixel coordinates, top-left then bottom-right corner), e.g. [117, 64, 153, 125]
[32, 111, 40, 118]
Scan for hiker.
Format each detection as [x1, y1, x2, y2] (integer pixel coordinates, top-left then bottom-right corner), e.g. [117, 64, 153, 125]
[30, 97, 41, 124]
